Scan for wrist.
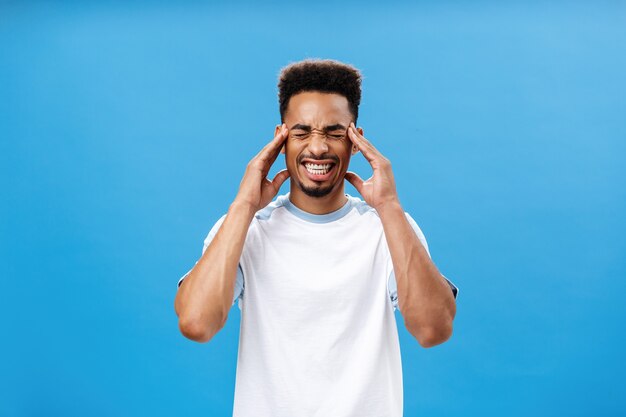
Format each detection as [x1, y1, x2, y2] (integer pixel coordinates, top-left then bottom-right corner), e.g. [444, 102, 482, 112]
[229, 200, 257, 220]
[375, 198, 403, 217]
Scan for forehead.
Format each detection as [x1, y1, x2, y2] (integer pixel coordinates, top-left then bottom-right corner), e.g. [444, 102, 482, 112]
[285, 91, 352, 125]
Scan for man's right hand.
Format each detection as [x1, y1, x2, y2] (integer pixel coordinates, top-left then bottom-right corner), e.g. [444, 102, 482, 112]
[233, 124, 291, 212]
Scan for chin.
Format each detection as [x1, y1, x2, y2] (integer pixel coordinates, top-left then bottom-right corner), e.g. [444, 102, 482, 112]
[299, 183, 335, 198]
[296, 175, 339, 198]
[289, 161, 342, 198]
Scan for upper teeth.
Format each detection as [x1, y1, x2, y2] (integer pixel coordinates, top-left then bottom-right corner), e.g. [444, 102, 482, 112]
[304, 163, 332, 174]
[305, 163, 333, 170]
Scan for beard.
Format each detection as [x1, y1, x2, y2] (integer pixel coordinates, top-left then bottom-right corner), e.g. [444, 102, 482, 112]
[290, 152, 342, 198]
[295, 177, 336, 198]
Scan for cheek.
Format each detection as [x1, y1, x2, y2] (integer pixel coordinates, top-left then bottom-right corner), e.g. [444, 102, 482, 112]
[283, 143, 300, 167]
[334, 142, 353, 159]
[338, 137, 352, 150]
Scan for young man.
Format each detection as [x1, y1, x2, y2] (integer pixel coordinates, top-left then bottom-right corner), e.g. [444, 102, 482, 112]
[174, 59, 459, 417]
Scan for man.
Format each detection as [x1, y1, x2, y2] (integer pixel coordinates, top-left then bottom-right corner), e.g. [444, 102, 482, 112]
[174, 58, 459, 417]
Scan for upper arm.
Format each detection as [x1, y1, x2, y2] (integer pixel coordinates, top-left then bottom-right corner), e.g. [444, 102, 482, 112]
[387, 212, 459, 312]
[177, 213, 245, 309]
[178, 264, 244, 307]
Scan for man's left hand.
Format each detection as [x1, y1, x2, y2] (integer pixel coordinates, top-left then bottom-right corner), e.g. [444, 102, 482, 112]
[344, 122, 400, 211]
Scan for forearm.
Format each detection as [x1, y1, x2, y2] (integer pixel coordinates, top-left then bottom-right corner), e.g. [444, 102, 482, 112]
[377, 201, 456, 342]
[175, 201, 255, 340]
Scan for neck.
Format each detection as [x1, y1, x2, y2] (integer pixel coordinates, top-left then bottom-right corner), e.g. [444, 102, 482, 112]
[287, 180, 348, 215]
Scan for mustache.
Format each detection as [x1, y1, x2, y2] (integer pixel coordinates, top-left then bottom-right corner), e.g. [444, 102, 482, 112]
[298, 155, 339, 163]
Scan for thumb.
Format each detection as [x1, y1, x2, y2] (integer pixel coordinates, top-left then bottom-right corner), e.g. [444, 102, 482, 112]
[271, 169, 290, 191]
[344, 171, 363, 195]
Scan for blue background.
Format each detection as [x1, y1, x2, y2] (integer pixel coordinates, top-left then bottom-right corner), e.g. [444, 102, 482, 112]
[1, 1, 624, 416]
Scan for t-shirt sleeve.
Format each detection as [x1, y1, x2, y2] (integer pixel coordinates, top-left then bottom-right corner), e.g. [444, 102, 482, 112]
[387, 212, 459, 312]
[177, 213, 245, 309]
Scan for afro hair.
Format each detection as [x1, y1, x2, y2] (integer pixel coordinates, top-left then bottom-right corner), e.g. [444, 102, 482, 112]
[277, 58, 362, 123]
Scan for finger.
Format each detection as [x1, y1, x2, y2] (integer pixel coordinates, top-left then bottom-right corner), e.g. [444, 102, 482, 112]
[270, 168, 290, 191]
[256, 124, 288, 159]
[347, 126, 377, 164]
[349, 122, 382, 157]
[265, 123, 289, 151]
[349, 122, 371, 144]
[256, 124, 289, 166]
[344, 171, 364, 195]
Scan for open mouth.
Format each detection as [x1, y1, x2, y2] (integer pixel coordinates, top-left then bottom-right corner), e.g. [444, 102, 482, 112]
[300, 161, 337, 181]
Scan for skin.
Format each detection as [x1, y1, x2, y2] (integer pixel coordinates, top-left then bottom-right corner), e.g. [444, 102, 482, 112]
[343, 121, 456, 347]
[175, 127, 293, 342]
[275, 91, 361, 215]
[175, 90, 456, 347]
[274, 91, 456, 347]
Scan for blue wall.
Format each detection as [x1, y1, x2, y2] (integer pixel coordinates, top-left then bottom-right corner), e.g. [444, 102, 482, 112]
[1, 1, 624, 416]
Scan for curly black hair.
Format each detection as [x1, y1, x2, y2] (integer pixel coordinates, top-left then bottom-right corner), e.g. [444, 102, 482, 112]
[277, 58, 362, 124]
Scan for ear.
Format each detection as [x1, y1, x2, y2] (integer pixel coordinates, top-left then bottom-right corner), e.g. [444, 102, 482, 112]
[275, 124, 286, 154]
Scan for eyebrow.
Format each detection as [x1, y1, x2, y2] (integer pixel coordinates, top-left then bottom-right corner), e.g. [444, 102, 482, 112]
[290, 123, 347, 132]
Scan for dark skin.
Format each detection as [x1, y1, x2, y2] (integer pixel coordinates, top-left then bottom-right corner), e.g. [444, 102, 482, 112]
[273, 91, 455, 346]
[176, 90, 455, 346]
[229, 90, 455, 347]
[274, 91, 362, 215]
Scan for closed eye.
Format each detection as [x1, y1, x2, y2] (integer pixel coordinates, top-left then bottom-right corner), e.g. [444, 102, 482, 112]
[291, 132, 344, 139]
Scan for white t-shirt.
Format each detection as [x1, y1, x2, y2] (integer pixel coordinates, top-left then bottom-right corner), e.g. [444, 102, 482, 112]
[178, 192, 458, 417]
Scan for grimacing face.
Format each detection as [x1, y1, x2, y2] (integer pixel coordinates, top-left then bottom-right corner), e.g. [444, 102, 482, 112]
[275, 91, 362, 198]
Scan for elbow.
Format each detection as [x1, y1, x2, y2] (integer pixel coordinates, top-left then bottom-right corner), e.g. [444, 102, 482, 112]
[178, 314, 226, 343]
[415, 322, 453, 348]
[406, 316, 454, 348]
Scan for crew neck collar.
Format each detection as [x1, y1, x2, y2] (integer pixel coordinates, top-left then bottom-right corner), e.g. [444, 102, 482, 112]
[283, 192, 353, 223]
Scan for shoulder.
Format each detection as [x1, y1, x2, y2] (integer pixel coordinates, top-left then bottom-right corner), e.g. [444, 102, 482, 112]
[403, 211, 430, 256]
[205, 213, 228, 238]
[201, 213, 228, 252]
[351, 196, 431, 255]
[201, 194, 291, 252]
[254, 192, 290, 222]
[349, 195, 422, 229]
[347, 194, 394, 222]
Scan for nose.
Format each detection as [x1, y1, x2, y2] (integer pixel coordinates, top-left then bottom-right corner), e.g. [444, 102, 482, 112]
[307, 132, 329, 156]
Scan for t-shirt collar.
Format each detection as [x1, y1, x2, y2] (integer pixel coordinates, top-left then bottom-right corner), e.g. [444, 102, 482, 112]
[283, 192, 353, 223]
